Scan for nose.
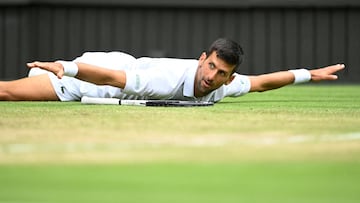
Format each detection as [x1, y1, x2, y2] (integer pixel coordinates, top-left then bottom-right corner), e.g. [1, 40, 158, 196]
[207, 69, 217, 81]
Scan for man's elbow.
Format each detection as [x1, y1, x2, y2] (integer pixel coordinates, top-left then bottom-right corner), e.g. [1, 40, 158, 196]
[250, 84, 268, 92]
[250, 83, 279, 93]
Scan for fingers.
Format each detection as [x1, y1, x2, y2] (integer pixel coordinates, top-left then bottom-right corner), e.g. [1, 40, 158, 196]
[310, 63, 345, 82]
[56, 68, 65, 79]
[322, 63, 345, 77]
[331, 64, 345, 72]
[327, 64, 345, 78]
[26, 61, 65, 79]
[26, 61, 40, 68]
[326, 74, 338, 80]
[27, 61, 49, 69]
[326, 64, 345, 74]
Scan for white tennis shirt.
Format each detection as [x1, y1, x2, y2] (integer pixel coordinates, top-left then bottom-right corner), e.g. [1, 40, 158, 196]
[52, 52, 251, 102]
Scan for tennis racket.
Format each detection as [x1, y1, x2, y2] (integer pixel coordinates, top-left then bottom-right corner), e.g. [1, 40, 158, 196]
[81, 96, 214, 107]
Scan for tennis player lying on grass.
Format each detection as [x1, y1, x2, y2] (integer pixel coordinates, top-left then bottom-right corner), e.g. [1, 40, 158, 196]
[0, 38, 344, 102]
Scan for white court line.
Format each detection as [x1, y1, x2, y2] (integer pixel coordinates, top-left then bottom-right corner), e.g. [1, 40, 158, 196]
[1, 132, 360, 154]
[287, 132, 360, 144]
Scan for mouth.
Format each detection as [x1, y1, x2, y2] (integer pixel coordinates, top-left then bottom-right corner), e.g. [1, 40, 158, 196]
[202, 79, 212, 89]
[195, 79, 213, 97]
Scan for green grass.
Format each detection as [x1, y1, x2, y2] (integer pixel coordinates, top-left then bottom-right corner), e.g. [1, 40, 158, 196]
[0, 162, 359, 203]
[0, 85, 360, 203]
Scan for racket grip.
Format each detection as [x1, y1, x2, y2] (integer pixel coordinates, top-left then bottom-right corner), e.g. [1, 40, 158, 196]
[81, 96, 120, 105]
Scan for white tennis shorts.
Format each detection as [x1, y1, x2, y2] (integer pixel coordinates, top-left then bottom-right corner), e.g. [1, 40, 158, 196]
[28, 52, 137, 101]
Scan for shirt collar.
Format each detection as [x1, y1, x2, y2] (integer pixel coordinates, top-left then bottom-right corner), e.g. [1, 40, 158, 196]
[183, 66, 197, 98]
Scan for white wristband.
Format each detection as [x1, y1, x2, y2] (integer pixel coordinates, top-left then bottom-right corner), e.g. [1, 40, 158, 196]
[288, 69, 311, 84]
[57, 61, 78, 77]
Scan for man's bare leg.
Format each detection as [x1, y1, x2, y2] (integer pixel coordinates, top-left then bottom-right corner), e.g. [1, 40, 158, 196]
[0, 74, 59, 101]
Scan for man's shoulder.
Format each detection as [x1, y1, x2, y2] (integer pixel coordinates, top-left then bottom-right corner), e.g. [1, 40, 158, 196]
[135, 57, 198, 71]
[138, 57, 198, 63]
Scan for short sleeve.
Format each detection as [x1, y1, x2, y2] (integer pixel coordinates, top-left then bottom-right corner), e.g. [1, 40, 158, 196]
[223, 74, 251, 97]
[211, 74, 251, 102]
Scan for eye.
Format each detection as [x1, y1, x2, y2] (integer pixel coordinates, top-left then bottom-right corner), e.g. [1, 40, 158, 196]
[218, 71, 226, 77]
[209, 63, 215, 69]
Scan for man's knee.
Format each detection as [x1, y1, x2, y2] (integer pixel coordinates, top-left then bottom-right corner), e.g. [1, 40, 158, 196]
[0, 82, 14, 100]
[0, 75, 60, 101]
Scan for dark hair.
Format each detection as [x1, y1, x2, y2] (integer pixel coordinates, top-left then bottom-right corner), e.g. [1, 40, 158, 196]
[206, 38, 244, 74]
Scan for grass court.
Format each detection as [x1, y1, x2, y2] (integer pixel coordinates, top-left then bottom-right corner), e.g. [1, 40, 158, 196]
[0, 85, 359, 203]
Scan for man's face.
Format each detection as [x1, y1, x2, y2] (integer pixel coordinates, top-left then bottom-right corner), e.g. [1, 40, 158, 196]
[194, 51, 236, 97]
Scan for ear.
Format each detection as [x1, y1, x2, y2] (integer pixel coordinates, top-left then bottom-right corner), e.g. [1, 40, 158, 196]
[198, 52, 207, 62]
[225, 75, 236, 85]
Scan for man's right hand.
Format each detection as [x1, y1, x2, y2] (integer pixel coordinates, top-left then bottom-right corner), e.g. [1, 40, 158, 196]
[27, 61, 65, 79]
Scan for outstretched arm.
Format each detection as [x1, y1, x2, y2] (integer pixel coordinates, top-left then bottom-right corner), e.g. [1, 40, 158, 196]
[248, 64, 345, 92]
[27, 61, 127, 89]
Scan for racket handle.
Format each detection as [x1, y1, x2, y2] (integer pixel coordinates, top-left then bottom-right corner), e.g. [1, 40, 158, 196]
[81, 96, 120, 105]
[81, 96, 148, 106]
